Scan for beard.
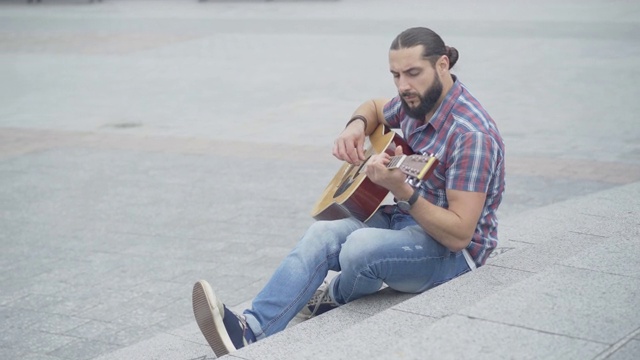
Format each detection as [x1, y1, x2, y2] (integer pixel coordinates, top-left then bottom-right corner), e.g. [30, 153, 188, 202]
[400, 74, 443, 120]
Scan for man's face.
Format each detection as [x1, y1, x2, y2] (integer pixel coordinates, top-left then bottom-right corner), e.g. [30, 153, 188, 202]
[389, 46, 443, 120]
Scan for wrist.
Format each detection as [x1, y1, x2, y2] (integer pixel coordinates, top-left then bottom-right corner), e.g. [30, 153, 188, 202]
[345, 115, 368, 132]
[392, 183, 414, 201]
[396, 186, 420, 212]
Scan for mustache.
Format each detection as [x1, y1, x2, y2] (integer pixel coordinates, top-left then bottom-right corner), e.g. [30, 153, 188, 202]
[401, 91, 419, 98]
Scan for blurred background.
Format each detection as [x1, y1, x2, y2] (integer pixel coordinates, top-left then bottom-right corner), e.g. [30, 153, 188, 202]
[1, 0, 639, 359]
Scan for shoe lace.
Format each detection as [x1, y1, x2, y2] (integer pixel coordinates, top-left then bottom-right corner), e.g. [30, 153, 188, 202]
[307, 280, 331, 319]
[234, 312, 255, 346]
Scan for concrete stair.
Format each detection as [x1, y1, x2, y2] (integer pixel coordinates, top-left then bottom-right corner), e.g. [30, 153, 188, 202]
[95, 181, 640, 360]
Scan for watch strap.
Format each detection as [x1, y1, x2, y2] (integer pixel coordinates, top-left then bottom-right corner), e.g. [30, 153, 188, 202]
[406, 187, 420, 206]
[397, 187, 420, 212]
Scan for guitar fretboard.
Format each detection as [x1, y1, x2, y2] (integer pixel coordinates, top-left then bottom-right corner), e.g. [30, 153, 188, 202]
[387, 155, 406, 169]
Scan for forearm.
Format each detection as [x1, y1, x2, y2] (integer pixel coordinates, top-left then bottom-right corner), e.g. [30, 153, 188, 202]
[392, 184, 475, 252]
[367, 151, 482, 251]
[412, 200, 474, 252]
[349, 98, 389, 135]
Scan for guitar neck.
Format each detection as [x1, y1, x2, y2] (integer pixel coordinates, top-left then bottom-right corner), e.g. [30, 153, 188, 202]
[387, 155, 407, 170]
[386, 153, 439, 181]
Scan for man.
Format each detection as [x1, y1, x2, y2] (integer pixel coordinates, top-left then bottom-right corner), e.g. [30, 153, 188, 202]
[192, 27, 505, 357]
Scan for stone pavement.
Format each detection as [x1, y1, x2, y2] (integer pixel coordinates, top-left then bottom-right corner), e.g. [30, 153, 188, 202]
[92, 181, 640, 360]
[0, 0, 639, 359]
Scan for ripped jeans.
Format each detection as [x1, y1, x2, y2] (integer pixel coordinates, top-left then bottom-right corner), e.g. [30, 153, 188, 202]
[243, 207, 470, 340]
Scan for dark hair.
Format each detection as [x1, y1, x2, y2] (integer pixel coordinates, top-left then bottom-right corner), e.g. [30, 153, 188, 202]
[390, 27, 459, 69]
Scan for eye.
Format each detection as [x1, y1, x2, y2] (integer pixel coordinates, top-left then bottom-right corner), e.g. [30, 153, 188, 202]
[408, 70, 421, 77]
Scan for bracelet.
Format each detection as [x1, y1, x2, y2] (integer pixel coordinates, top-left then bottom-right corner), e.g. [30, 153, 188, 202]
[345, 115, 368, 132]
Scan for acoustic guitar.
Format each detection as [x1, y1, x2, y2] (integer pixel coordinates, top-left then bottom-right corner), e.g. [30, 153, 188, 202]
[310, 124, 438, 222]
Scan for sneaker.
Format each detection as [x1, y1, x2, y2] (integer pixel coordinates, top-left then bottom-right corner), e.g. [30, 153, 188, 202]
[192, 280, 256, 356]
[299, 280, 339, 319]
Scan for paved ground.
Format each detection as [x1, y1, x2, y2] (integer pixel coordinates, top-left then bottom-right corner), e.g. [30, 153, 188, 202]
[0, 0, 639, 359]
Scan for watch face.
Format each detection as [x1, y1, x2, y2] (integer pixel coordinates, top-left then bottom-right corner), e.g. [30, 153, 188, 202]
[397, 201, 410, 211]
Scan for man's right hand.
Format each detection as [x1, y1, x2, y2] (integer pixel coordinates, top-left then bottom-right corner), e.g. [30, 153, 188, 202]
[332, 121, 366, 165]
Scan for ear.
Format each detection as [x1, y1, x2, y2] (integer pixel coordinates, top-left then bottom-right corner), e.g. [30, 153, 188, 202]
[437, 55, 449, 73]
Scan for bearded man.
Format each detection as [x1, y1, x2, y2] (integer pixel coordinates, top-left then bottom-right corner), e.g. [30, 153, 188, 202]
[192, 27, 505, 357]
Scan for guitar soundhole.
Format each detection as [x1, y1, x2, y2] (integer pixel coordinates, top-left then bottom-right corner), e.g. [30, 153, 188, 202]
[333, 157, 370, 198]
[334, 178, 353, 198]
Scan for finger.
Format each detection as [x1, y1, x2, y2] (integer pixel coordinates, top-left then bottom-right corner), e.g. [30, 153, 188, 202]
[336, 138, 358, 165]
[395, 145, 404, 156]
[347, 145, 360, 165]
[332, 141, 340, 159]
[364, 161, 374, 178]
[334, 139, 347, 161]
[373, 154, 390, 167]
[356, 136, 366, 161]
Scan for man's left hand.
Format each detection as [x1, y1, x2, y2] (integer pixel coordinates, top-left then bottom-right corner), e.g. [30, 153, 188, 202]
[365, 145, 408, 193]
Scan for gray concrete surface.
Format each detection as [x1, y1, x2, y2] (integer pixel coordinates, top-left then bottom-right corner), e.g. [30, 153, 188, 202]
[89, 182, 640, 360]
[1, 0, 639, 359]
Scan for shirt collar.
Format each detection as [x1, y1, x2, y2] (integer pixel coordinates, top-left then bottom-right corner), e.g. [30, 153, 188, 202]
[427, 75, 462, 131]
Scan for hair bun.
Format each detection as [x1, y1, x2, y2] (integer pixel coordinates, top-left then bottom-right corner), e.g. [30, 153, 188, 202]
[446, 46, 459, 69]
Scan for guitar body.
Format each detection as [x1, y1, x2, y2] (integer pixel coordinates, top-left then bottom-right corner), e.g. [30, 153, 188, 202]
[311, 125, 413, 222]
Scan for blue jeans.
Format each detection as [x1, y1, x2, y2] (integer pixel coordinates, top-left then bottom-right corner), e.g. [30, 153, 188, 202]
[243, 208, 470, 340]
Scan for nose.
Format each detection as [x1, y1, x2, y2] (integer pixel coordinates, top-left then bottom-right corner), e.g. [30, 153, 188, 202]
[396, 75, 411, 93]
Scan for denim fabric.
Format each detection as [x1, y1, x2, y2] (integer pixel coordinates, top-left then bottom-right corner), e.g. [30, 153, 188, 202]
[243, 208, 470, 340]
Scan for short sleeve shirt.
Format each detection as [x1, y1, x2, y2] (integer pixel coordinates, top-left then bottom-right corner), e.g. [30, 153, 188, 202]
[383, 77, 505, 267]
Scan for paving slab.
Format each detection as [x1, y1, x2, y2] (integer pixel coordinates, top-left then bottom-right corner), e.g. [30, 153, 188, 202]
[606, 340, 640, 360]
[93, 328, 211, 360]
[392, 263, 533, 319]
[277, 309, 439, 360]
[226, 308, 370, 360]
[561, 238, 640, 279]
[487, 231, 604, 273]
[295, 314, 608, 360]
[497, 181, 640, 244]
[459, 264, 640, 345]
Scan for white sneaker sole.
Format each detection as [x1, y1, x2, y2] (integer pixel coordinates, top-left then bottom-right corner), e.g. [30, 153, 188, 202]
[192, 280, 237, 357]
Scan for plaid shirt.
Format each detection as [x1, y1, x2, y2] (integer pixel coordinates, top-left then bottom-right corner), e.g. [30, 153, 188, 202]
[383, 77, 505, 267]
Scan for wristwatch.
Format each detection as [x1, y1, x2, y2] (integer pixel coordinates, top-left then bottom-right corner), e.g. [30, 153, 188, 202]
[397, 188, 420, 212]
